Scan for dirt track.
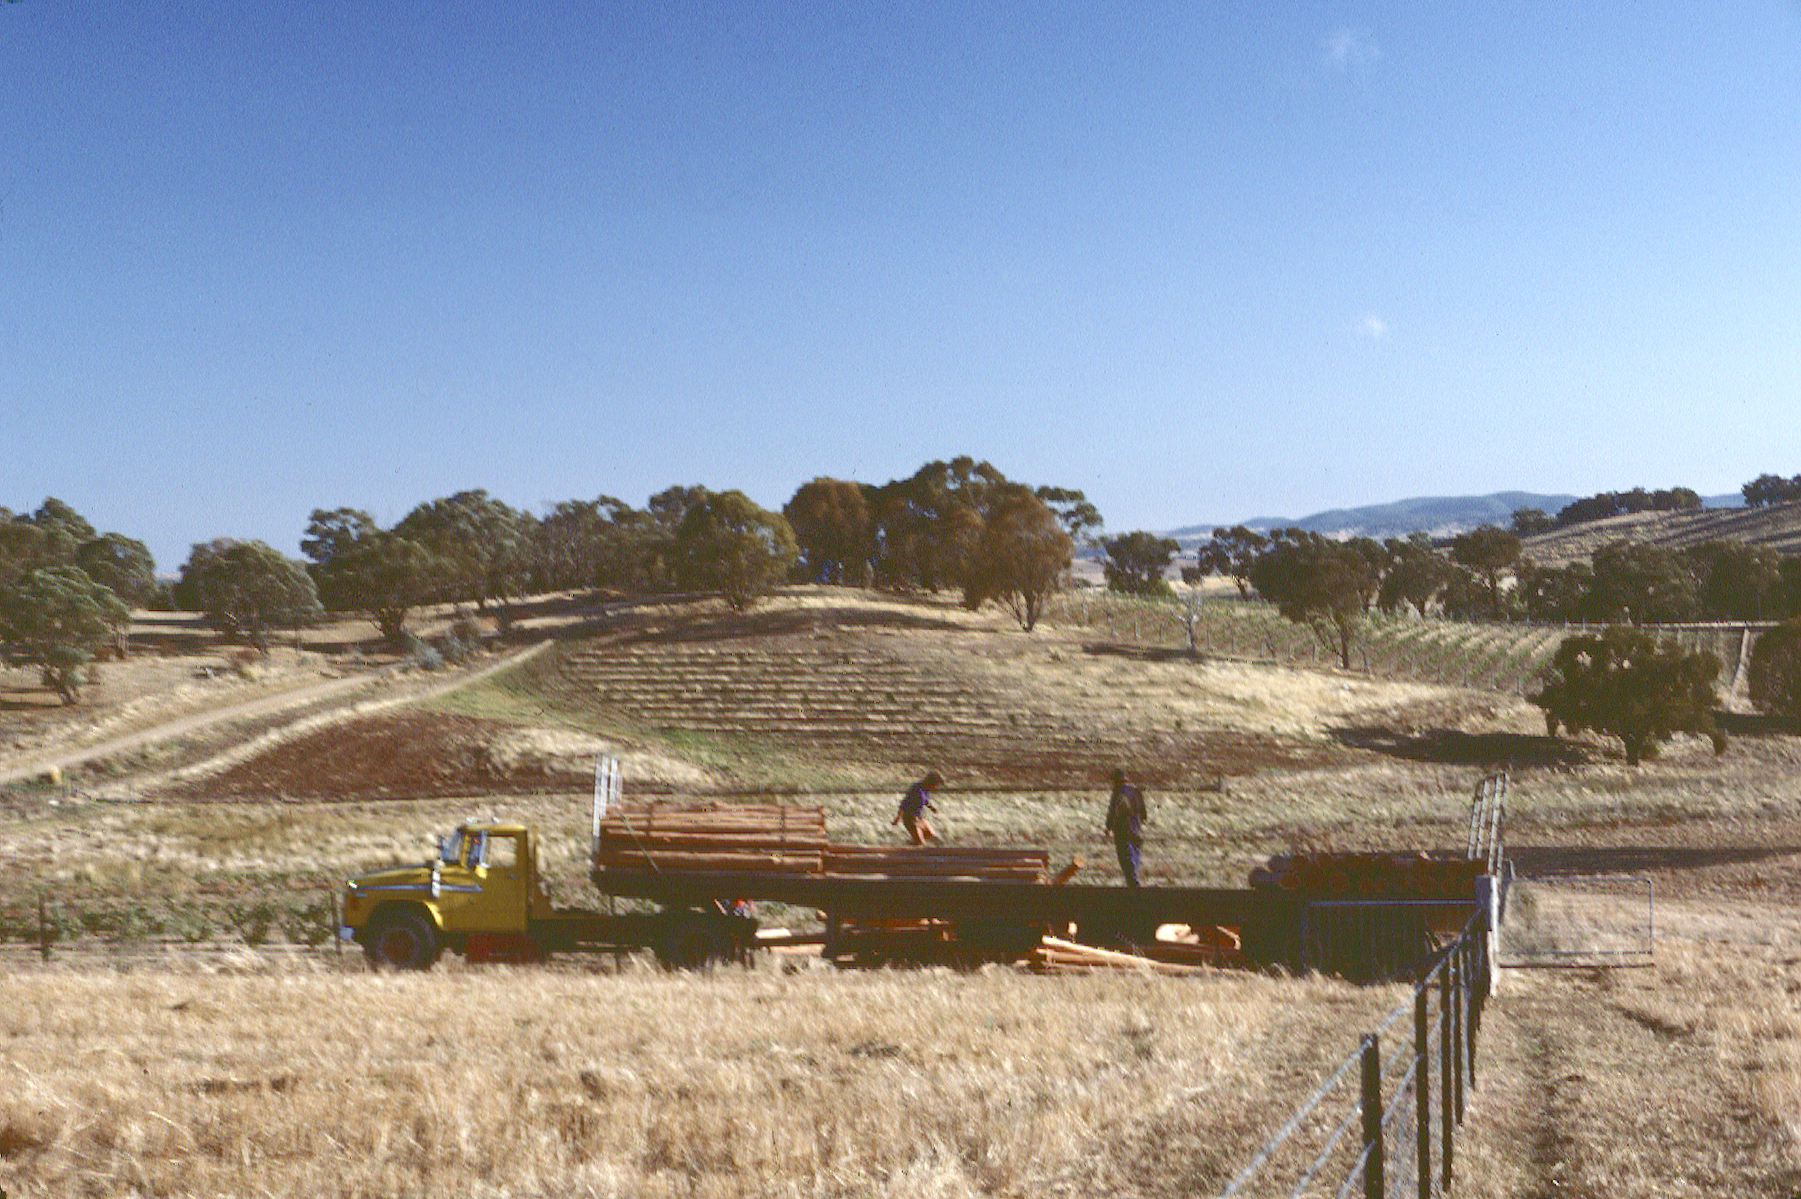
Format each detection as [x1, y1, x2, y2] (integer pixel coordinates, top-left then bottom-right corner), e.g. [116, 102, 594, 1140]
[0, 642, 547, 793]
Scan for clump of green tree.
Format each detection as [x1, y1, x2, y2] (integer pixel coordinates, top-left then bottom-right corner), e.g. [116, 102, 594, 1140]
[1510, 507, 1556, 536]
[1191, 526, 1267, 598]
[0, 565, 130, 703]
[780, 459, 1093, 631]
[1376, 533, 1457, 617]
[673, 491, 799, 611]
[176, 539, 322, 652]
[0, 498, 159, 701]
[1101, 531, 1178, 597]
[1532, 627, 1726, 765]
[1448, 525, 1522, 618]
[1520, 539, 1800, 625]
[1749, 620, 1801, 725]
[1552, 486, 1702, 528]
[784, 479, 876, 586]
[1247, 529, 1381, 670]
[302, 511, 445, 647]
[963, 487, 1075, 632]
[1742, 473, 1801, 508]
[395, 490, 533, 617]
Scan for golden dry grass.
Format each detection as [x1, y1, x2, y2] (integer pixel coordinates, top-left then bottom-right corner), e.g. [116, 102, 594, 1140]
[0, 962, 1401, 1199]
[1457, 918, 1801, 1197]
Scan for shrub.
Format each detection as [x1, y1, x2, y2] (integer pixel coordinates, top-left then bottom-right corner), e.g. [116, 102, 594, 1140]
[1533, 627, 1725, 765]
[1749, 619, 1801, 725]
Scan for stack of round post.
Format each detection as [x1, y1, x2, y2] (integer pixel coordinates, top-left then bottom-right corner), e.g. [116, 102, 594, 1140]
[1247, 851, 1485, 900]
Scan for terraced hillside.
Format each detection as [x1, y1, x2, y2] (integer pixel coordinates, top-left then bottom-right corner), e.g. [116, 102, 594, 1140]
[176, 591, 1523, 802]
[1520, 498, 1801, 566]
[534, 602, 1324, 788]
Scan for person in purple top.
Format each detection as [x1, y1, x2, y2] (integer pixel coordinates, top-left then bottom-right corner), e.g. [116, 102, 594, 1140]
[1104, 766, 1148, 887]
[892, 770, 943, 845]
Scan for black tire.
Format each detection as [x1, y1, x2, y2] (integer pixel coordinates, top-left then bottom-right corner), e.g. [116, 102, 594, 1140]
[364, 909, 441, 971]
[654, 913, 739, 970]
[950, 921, 1043, 967]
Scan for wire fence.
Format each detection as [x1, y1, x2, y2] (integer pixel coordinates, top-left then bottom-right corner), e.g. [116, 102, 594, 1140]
[1047, 591, 1764, 698]
[1220, 910, 1493, 1199]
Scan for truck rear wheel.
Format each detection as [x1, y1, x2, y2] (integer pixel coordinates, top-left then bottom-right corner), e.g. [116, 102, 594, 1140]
[654, 912, 740, 970]
[365, 909, 441, 971]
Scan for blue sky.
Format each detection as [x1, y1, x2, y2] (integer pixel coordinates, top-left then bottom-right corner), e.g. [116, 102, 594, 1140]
[3, 3, 1799, 571]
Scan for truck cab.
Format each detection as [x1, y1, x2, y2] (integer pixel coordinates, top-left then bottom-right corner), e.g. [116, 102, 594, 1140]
[340, 821, 555, 969]
[340, 816, 755, 970]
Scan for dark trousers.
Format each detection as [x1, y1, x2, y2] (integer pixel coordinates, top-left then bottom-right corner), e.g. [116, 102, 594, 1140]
[1115, 838, 1142, 887]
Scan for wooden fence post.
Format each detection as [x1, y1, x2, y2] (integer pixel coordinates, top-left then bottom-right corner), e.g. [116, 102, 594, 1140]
[1360, 1034, 1384, 1199]
[38, 893, 51, 963]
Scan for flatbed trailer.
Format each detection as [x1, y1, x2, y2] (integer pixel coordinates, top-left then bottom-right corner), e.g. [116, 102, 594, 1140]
[341, 818, 1472, 975]
[341, 761, 1465, 973]
[340, 815, 1311, 971]
[590, 865, 1310, 969]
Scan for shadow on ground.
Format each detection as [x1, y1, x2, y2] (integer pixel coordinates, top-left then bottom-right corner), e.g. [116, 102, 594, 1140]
[1081, 644, 1203, 664]
[1509, 843, 1801, 876]
[628, 604, 971, 644]
[1717, 709, 1801, 738]
[1330, 725, 1594, 767]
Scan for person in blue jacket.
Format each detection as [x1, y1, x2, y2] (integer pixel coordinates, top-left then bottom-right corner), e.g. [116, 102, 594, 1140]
[893, 770, 943, 845]
[1104, 766, 1148, 887]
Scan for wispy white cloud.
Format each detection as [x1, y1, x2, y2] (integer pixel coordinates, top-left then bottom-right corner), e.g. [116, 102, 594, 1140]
[1359, 314, 1389, 340]
[1324, 27, 1381, 71]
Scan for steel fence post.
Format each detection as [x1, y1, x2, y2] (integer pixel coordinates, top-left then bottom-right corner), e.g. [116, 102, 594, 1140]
[1415, 983, 1431, 1196]
[1443, 947, 1456, 1189]
[1452, 942, 1466, 1124]
[1361, 1034, 1384, 1199]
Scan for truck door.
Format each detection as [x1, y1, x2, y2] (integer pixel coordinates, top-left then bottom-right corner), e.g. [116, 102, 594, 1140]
[442, 831, 529, 934]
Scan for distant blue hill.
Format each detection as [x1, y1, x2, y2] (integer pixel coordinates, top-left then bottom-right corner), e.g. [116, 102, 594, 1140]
[1167, 491, 1745, 544]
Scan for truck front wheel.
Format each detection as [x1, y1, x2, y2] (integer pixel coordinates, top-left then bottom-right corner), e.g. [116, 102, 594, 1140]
[365, 909, 441, 971]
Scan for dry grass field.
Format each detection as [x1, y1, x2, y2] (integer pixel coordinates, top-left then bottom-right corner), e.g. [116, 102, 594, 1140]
[0, 963, 1406, 1198]
[5, 587, 1801, 1195]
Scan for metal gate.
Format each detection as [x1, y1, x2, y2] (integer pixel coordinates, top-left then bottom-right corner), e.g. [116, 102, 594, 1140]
[1301, 901, 1477, 984]
[1496, 870, 1654, 968]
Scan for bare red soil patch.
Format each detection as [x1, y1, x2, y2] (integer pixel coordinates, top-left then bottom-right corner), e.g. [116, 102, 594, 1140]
[173, 711, 525, 800]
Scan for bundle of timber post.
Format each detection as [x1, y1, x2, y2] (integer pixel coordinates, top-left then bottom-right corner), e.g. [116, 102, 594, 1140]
[596, 802, 1056, 883]
[1246, 851, 1485, 900]
[824, 845, 1051, 883]
[1029, 936, 1207, 975]
[597, 803, 828, 875]
[1029, 924, 1243, 973]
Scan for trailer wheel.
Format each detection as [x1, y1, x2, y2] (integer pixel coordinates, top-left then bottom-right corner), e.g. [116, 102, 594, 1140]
[365, 909, 441, 971]
[655, 913, 739, 970]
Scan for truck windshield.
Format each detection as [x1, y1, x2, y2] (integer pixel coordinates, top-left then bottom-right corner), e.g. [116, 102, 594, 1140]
[439, 831, 466, 865]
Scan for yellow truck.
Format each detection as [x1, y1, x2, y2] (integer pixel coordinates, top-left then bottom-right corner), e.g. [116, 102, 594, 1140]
[339, 816, 752, 969]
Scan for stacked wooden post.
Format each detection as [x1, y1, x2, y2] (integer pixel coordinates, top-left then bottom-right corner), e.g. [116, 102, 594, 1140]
[1247, 851, 1486, 900]
[824, 845, 1050, 883]
[596, 803, 1054, 884]
[595, 803, 829, 875]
